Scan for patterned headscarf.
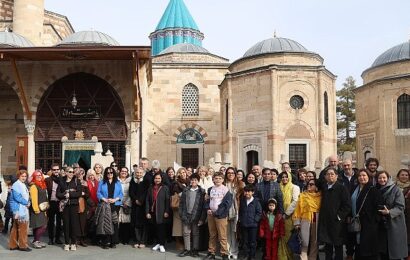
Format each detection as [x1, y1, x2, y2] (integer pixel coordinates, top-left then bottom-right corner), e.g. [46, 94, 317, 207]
[31, 171, 47, 190]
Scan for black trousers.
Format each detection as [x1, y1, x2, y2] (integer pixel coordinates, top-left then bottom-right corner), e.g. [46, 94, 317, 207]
[134, 225, 147, 244]
[325, 243, 343, 260]
[119, 223, 131, 244]
[241, 227, 258, 258]
[47, 201, 62, 241]
[102, 208, 120, 246]
[62, 205, 79, 244]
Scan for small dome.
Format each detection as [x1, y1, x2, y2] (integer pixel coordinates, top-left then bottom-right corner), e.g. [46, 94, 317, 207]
[371, 41, 410, 68]
[0, 31, 34, 47]
[57, 31, 120, 46]
[243, 37, 311, 58]
[159, 43, 209, 55]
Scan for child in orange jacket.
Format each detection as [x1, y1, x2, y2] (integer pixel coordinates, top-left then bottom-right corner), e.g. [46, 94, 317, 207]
[259, 198, 285, 260]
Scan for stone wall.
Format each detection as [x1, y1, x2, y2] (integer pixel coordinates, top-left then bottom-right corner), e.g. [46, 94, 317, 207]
[146, 56, 228, 167]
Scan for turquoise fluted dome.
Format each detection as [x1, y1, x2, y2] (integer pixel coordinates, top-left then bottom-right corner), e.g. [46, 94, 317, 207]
[156, 0, 199, 31]
[149, 0, 204, 56]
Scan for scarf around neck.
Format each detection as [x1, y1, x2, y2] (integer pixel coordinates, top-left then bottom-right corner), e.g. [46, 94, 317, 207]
[396, 180, 410, 190]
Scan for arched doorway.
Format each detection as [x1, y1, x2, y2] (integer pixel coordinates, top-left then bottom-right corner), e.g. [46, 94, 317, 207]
[246, 150, 259, 175]
[35, 73, 127, 171]
[0, 80, 25, 174]
[176, 128, 204, 168]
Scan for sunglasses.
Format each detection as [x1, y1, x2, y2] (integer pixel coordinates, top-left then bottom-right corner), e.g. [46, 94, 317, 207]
[107, 172, 114, 174]
[68, 171, 74, 173]
[112, 164, 117, 167]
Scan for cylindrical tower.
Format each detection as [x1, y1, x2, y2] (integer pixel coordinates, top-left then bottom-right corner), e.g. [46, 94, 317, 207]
[12, 0, 44, 46]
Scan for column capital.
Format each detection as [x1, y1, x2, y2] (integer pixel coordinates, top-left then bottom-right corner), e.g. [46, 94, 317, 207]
[125, 145, 131, 152]
[24, 119, 36, 135]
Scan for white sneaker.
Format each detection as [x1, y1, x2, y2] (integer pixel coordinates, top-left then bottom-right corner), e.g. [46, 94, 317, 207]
[159, 245, 165, 253]
[70, 244, 76, 251]
[152, 244, 160, 251]
[64, 244, 70, 251]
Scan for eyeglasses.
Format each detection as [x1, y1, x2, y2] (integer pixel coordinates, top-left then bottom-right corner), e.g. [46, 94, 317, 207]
[226, 172, 235, 175]
[107, 172, 114, 175]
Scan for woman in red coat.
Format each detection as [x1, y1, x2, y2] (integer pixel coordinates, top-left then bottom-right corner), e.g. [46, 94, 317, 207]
[259, 198, 285, 260]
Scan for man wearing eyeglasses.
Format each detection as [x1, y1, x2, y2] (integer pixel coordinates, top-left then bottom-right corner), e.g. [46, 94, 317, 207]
[45, 163, 63, 245]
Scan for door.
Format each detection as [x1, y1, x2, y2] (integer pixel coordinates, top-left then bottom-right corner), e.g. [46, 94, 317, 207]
[181, 148, 199, 169]
[289, 144, 307, 170]
[246, 150, 259, 175]
[16, 136, 28, 169]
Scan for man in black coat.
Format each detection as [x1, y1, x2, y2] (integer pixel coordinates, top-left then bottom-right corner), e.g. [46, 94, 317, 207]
[318, 155, 343, 187]
[318, 167, 351, 260]
[256, 168, 284, 214]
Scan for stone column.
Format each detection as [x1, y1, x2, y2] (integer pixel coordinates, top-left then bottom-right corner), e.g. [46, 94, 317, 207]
[125, 145, 131, 171]
[24, 120, 36, 174]
[13, 0, 45, 45]
[128, 121, 140, 167]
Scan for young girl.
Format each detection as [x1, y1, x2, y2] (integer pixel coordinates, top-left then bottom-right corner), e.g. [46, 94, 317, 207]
[259, 198, 285, 260]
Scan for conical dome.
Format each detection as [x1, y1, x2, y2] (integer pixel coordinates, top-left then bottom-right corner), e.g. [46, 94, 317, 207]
[149, 0, 204, 56]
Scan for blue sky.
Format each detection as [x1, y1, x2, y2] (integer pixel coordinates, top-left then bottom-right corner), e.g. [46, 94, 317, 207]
[45, 0, 410, 88]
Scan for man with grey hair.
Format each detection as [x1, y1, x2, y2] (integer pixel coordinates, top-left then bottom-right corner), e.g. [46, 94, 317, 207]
[318, 155, 342, 186]
[139, 157, 150, 172]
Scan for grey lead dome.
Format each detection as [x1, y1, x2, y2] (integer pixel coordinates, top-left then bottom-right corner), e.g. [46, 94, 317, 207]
[57, 30, 120, 46]
[159, 43, 209, 55]
[371, 41, 410, 68]
[0, 31, 34, 47]
[243, 37, 311, 58]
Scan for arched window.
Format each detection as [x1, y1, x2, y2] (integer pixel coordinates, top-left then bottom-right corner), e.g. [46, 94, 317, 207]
[182, 83, 199, 116]
[324, 91, 329, 125]
[397, 93, 410, 129]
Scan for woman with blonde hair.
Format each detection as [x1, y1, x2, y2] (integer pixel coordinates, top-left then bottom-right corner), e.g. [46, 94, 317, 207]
[197, 166, 213, 190]
[93, 163, 104, 181]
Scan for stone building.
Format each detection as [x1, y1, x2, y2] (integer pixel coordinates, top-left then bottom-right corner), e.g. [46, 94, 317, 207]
[220, 38, 337, 173]
[0, 0, 338, 175]
[356, 40, 410, 173]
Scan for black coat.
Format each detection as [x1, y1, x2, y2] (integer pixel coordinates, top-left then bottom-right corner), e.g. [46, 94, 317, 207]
[129, 177, 147, 227]
[145, 184, 170, 224]
[179, 186, 206, 225]
[238, 197, 262, 228]
[318, 182, 351, 245]
[56, 177, 82, 205]
[355, 184, 383, 257]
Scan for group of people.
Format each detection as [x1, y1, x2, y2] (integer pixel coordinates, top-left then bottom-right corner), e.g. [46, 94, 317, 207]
[1, 156, 410, 260]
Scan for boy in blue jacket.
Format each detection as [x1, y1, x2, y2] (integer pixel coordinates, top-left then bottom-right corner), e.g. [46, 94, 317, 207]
[238, 184, 262, 260]
[204, 172, 233, 260]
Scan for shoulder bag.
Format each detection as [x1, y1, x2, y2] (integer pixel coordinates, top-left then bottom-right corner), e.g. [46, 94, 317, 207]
[348, 188, 370, 233]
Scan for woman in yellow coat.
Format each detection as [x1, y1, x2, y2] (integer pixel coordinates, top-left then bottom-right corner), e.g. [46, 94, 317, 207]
[292, 179, 321, 260]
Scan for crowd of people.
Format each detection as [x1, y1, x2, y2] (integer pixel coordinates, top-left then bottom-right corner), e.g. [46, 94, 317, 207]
[0, 156, 409, 260]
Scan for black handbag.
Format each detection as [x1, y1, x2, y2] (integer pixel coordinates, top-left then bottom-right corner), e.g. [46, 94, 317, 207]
[287, 228, 302, 254]
[348, 188, 370, 233]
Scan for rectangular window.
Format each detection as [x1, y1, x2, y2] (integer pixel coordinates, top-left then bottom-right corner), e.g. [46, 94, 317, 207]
[35, 142, 62, 172]
[102, 141, 126, 167]
[181, 148, 199, 169]
[225, 100, 229, 130]
[289, 144, 307, 170]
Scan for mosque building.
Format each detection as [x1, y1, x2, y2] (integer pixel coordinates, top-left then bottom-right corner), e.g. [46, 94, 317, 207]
[0, 0, 338, 175]
[356, 40, 410, 172]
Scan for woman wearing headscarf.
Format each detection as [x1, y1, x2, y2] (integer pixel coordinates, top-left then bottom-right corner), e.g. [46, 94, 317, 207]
[29, 171, 48, 249]
[278, 171, 300, 260]
[377, 170, 408, 260]
[9, 170, 31, 251]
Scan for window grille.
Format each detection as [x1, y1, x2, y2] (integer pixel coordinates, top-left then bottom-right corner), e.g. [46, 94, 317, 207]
[398, 94, 410, 129]
[182, 84, 199, 116]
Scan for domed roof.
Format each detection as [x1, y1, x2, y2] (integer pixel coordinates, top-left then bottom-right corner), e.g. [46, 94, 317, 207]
[155, 0, 199, 31]
[371, 41, 410, 68]
[57, 31, 120, 46]
[0, 31, 34, 47]
[159, 43, 209, 55]
[243, 37, 311, 58]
